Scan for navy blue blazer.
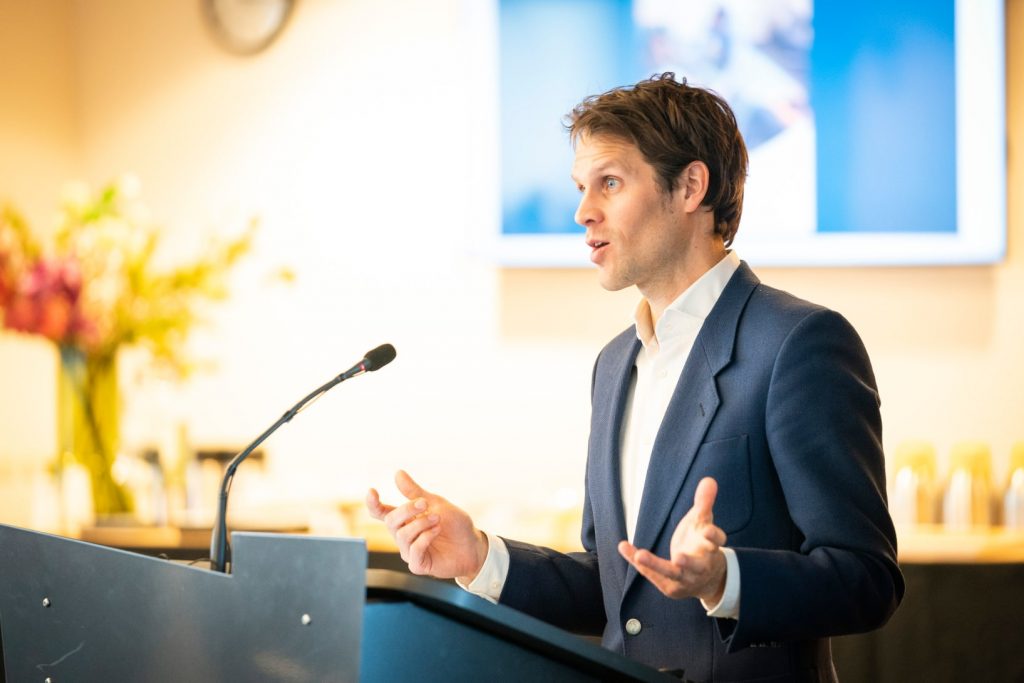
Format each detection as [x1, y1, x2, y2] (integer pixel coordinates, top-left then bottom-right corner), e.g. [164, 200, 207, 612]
[499, 263, 903, 682]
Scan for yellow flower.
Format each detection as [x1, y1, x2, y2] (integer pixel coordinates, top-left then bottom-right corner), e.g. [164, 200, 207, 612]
[2, 176, 256, 372]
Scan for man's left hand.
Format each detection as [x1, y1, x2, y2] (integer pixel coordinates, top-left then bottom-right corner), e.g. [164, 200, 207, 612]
[618, 476, 728, 604]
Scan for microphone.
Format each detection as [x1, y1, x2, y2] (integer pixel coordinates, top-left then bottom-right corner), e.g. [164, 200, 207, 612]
[208, 343, 397, 573]
[352, 343, 396, 374]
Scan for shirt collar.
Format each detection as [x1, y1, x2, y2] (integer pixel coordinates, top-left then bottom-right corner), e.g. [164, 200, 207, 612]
[634, 251, 741, 351]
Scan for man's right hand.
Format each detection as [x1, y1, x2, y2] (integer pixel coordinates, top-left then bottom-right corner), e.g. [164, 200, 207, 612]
[366, 470, 488, 583]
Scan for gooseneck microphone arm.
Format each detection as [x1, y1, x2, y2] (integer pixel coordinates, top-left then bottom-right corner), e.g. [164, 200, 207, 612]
[209, 343, 396, 573]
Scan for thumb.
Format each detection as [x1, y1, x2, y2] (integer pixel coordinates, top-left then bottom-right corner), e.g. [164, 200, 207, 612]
[693, 477, 718, 523]
[395, 469, 426, 500]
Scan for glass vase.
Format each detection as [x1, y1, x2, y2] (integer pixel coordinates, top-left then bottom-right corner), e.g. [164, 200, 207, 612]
[57, 345, 133, 516]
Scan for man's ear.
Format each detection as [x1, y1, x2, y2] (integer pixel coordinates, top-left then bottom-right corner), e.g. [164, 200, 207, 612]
[679, 161, 710, 212]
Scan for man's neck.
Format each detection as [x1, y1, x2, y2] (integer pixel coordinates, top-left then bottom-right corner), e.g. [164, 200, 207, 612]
[645, 245, 729, 327]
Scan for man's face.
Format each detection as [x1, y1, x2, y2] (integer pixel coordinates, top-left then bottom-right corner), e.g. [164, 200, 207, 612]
[572, 134, 694, 303]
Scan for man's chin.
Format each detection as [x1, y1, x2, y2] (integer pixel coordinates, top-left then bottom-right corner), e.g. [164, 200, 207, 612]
[595, 272, 631, 293]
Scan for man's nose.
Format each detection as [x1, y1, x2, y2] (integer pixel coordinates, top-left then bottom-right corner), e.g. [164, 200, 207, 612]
[575, 191, 601, 227]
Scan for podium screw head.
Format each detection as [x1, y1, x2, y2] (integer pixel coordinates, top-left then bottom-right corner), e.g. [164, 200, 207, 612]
[42, 598, 51, 608]
[301, 613, 312, 626]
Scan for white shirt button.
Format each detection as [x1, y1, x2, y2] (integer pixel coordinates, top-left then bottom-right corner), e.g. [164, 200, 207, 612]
[625, 618, 642, 635]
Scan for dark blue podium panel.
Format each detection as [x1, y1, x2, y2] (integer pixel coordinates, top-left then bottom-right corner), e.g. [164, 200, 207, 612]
[0, 526, 673, 682]
[362, 569, 674, 683]
[364, 602, 601, 681]
[0, 526, 366, 682]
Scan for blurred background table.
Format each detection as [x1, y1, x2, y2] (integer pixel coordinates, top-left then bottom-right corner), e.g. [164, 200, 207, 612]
[833, 525, 1024, 683]
[78, 523, 412, 572]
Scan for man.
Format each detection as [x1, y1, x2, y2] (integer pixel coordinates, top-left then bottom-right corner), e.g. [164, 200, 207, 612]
[367, 73, 903, 682]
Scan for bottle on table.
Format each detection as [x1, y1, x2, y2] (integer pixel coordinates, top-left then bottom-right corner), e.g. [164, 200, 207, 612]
[889, 440, 938, 526]
[1002, 442, 1024, 529]
[942, 441, 993, 531]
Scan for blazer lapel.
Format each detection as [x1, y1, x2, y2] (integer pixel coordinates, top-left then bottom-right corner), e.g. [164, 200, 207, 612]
[624, 263, 759, 593]
[589, 332, 641, 592]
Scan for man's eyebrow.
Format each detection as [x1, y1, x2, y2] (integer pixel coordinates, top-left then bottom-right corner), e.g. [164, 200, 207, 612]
[571, 161, 625, 184]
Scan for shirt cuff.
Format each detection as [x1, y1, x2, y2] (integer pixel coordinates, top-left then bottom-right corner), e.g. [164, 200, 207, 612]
[454, 531, 509, 604]
[701, 546, 740, 619]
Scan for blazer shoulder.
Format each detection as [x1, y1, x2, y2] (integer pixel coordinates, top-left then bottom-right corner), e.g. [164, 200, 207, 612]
[749, 282, 827, 319]
[703, 260, 836, 354]
[745, 282, 845, 334]
[591, 325, 639, 393]
[597, 324, 638, 359]
[745, 284, 873, 376]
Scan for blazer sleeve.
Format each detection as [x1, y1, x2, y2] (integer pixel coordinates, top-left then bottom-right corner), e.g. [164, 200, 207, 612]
[497, 485, 607, 635]
[722, 308, 904, 650]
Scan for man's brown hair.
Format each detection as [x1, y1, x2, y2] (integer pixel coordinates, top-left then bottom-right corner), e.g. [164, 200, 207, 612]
[567, 73, 748, 246]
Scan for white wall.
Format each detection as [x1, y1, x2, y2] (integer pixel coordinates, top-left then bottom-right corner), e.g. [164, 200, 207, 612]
[0, 0, 1021, 539]
[0, 0, 78, 525]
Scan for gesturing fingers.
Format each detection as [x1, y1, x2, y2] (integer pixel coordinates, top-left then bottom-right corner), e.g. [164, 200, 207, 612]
[619, 539, 726, 602]
[365, 488, 397, 520]
[620, 541, 692, 600]
[383, 497, 429, 536]
[395, 512, 441, 566]
[395, 469, 427, 500]
[368, 470, 431, 524]
[692, 476, 718, 523]
[670, 477, 726, 556]
[702, 523, 727, 548]
[405, 519, 443, 574]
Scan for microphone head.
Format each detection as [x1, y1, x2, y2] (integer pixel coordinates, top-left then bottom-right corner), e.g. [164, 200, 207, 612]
[363, 343, 396, 371]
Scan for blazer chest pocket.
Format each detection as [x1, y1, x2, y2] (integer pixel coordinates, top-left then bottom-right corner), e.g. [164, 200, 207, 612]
[692, 434, 752, 534]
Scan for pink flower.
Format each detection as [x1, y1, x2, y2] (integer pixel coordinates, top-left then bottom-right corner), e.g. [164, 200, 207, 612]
[37, 296, 73, 340]
[1, 257, 92, 344]
[3, 295, 36, 333]
[0, 246, 19, 308]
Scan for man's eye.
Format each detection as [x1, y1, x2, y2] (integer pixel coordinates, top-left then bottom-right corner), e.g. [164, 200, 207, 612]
[604, 177, 620, 190]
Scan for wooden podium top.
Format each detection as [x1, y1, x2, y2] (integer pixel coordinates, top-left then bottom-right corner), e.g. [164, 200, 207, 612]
[77, 523, 399, 557]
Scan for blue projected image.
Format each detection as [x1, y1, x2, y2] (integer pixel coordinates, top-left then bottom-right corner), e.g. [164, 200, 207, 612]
[496, 0, 1004, 266]
[499, 0, 640, 235]
[813, 1, 956, 233]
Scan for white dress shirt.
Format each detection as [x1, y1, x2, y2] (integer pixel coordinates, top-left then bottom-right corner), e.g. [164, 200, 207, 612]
[462, 252, 742, 619]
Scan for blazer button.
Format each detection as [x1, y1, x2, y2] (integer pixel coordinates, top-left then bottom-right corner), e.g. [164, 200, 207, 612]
[625, 618, 642, 635]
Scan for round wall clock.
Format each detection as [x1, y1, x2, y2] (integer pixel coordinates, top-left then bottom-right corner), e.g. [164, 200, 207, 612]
[203, 0, 296, 56]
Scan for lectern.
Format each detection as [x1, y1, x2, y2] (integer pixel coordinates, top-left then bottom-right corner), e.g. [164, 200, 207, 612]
[0, 525, 673, 682]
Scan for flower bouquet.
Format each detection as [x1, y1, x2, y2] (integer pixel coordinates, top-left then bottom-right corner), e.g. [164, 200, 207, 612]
[0, 177, 254, 515]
